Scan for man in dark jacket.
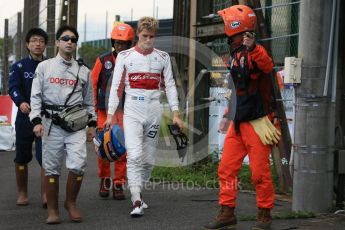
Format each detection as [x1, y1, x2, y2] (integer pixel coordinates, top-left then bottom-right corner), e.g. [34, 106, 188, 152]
[8, 27, 48, 207]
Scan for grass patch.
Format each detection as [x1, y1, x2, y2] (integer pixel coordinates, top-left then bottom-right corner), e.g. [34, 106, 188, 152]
[151, 156, 279, 190]
[151, 159, 219, 188]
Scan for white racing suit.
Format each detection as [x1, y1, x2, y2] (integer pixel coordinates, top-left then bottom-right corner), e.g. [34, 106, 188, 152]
[29, 54, 96, 176]
[108, 46, 179, 201]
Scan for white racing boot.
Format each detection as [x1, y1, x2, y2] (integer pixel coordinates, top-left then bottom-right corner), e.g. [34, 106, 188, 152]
[130, 200, 144, 217]
[141, 200, 148, 209]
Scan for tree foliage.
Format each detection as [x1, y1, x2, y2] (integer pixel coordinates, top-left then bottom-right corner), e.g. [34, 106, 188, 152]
[78, 44, 108, 69]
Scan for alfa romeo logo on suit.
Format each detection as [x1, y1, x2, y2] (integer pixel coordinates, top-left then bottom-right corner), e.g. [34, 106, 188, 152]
[104, 60, 113, 70]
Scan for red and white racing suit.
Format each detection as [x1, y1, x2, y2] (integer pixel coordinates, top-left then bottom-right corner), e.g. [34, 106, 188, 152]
[107, 45, 179, 201]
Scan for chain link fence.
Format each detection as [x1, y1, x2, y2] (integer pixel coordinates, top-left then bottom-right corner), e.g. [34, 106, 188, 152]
[1, 0, 65, 94]
[211, 0, 300, 68]
[8, 12, 22, 64]
[3, 0, 62, 62]
[0, 11, 21, 94]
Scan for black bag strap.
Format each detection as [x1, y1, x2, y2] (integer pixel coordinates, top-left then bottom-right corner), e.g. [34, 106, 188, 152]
[64, 60, 83, 106]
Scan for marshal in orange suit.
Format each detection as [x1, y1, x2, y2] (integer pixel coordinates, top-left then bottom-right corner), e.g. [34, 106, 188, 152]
[91, 23, 135, 200]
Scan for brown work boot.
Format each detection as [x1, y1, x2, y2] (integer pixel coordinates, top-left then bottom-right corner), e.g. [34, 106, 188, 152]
[252, 208, 272, 230]
[45, 175, 60, 224]
[113, 184, 125, 200]
[64, 172, 83, 222]
[99, 178, 111, 198]
[15, 164, 29, 206]
[203, 205, 237, 229]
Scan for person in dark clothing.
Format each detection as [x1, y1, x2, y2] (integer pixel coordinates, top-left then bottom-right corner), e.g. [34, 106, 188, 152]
[8, 27, 48, 207]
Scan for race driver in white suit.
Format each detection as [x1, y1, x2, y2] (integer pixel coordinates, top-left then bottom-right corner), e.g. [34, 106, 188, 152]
[105, 16, 184, 217]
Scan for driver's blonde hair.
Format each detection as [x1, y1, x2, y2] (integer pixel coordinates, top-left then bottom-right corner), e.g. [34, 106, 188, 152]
[137, 17, 159, 34]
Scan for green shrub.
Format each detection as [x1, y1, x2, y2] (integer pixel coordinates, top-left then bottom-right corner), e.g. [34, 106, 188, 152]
[151, 158, 280, 190]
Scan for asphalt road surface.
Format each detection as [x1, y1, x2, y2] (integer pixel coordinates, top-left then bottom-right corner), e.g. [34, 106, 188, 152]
[0, 143, 344, 230]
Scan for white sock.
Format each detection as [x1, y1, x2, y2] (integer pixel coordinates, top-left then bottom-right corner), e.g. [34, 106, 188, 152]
[130, 186, 141, 203]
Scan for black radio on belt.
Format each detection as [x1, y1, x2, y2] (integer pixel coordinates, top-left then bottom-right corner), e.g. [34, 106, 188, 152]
[41, 104, 64, 126]
[51, 112, 62, 126]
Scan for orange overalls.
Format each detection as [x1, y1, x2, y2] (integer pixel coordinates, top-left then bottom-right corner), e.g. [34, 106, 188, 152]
[91, 53, 126, 186]
[218, 44, 275, 209]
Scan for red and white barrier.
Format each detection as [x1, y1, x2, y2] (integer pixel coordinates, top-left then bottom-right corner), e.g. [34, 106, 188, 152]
[0, 95, 17, 150]
[0, 95, 18, 127]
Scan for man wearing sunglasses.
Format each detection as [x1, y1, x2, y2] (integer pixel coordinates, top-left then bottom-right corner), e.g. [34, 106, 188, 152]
[8, 27, 48, 208]
[91, 23, 135, 200]
[105, 16, 183, 217]
[29, 25, 97, 224]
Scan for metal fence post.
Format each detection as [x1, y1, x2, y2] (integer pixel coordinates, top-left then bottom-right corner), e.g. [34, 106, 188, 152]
[2, 19, 9, 95]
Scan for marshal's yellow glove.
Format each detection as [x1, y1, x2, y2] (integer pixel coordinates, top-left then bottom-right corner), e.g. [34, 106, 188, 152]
[249, 116, 281, 145]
